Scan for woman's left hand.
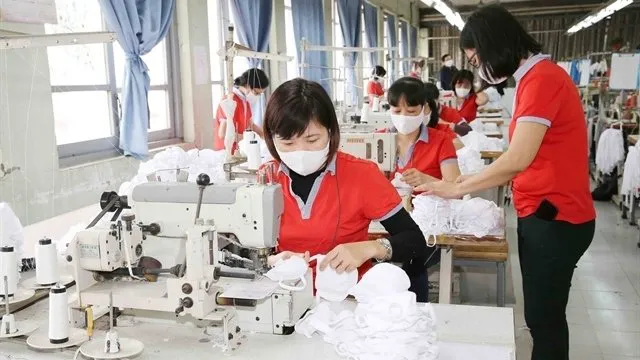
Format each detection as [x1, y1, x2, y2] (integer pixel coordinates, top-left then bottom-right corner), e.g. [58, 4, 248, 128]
[415, 180, 464, 199]
[319, 242, 380, 274]
[402, 169, 436, 187]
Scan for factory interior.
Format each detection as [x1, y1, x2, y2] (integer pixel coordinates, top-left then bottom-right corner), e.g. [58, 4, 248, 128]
[0, 0, 639, 359]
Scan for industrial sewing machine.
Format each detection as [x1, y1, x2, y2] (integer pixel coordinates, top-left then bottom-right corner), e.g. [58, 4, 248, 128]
[66, 175, 313, 347]
[339, 124, 397, 173]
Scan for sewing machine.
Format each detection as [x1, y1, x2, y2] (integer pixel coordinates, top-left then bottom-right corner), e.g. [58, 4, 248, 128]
[339, 124, 397, 172]
[67, 176, 313, 346]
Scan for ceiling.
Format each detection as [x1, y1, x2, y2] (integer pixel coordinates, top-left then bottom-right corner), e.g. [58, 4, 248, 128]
[419, 0, 610, 14]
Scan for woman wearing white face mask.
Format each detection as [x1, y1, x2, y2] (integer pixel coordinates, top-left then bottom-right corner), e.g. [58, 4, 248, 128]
[213, 68, 268, 153]
[438, 54, 457, 91]
[439, 69, 488, 128]
[262, 78, 432, 302]
[417, 5, 595, 360]
[386, 77, 461, 189]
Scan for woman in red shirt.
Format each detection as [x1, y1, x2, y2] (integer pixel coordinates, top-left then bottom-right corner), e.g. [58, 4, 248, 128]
[262, 78, 430, 300]
[387, 77, 461, 189]
[366, 65, 386, 106]
[418, 6, 595, 360]
[213, 68, 268, 153]
[439, 69, 488, 127]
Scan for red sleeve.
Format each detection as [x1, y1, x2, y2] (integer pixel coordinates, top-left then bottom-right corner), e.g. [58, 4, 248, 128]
[438, 133, 458, 164]
[359, 163, 402, 221]
[367, 81, 384, 96]
[514, 73, 562, 127]
[439, 106, 464, 124]
[460, 95, 478, 122]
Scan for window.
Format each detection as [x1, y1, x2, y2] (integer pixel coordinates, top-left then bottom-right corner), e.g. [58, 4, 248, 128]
[45, 0, 177, 161]
[332, 0, 345, 103]
[361, 9, 369, 94]
[383, 14, 389, 87]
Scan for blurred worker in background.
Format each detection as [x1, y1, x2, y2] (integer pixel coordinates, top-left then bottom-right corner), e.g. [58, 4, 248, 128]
[439, 70, 488, 127]
[214, 68, 269, 153]
[367, 65, 387, 106]
[439, 54, 457, 91]
[418, 5, 595, 360]
[408, 59, 425, 79]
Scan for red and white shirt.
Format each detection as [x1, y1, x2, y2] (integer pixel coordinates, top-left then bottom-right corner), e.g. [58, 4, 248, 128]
[213, 88, 252, 152]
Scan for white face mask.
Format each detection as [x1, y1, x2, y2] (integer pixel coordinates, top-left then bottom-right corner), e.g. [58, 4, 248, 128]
[246, 92, 261, 105]
[264, 256, 309, 291]
[391, 112, 424, 135]
[455, 87, 470, 98]
[478, 63, 507, 85]
[310, 254, 358, 302]
[444, 59, 454, 67]
[276, 139, 330, 176]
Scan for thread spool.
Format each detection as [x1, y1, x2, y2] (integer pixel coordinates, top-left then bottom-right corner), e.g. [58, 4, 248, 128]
[372, 97, 380, 112]
[360, 103, 369, 124]
[48, 284, 69, 344]
[35, 238, 59, 286]
[247, 140, 261, 170]
[0, 247, 17, 298]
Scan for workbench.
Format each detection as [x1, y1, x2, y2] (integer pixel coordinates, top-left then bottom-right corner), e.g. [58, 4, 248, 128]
[369, 222, 508, 307]
[484, 131, 503, 139]
[1, 296, 515, 360]
[480, 150, 503, 164]
[477, 118, 505, 127]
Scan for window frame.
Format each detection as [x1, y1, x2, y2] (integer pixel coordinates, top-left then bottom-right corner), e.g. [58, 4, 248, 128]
[53, 12, 181, 165]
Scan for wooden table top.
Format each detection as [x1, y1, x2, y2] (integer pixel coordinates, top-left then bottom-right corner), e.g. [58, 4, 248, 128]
[480, 151, 504, 160]
[629, 134, 638, 145]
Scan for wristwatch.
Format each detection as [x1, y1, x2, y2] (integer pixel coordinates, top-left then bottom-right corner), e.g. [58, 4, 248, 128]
[375, 238, 393, 262]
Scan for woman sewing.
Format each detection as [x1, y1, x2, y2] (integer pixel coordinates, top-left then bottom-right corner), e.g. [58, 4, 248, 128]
[387, 77, 461, 189]
[213, 68, 269, 153]
[417, 5, 595, 360]
[366, 65, 387, 106]
[439, 69, 488, 127]
[262, 78, 430, 301]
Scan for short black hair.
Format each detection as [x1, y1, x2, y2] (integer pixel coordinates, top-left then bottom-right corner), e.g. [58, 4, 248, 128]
[388, 77, 438, 128]
[372, 65, 387, 78]
[460, 4, 542, 78]
[234, 68, 270, 90]
[411, 59, 425, 70]
[441, 54, 451, 62]
[422, 82, 441, 128]
[263, 78, 340, 163]
[451, 69, 475, 94]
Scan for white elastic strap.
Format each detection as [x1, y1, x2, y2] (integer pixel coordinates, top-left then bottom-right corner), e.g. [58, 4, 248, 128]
[426, 234, 437, 248]
[279, 275, 306, 292]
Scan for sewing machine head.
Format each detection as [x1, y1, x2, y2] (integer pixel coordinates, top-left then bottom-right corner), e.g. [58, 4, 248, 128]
[339, 125, 397, 173]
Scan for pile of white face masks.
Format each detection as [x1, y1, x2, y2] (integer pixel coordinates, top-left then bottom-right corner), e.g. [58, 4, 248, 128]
[596, 128, 625, 175]
[460, 131, 505, 152]
[410, 195, 504, 238]
[621, 143, 640, 206]
[456, 147, 486, 175]
[0, 202, 25, 269]
[295, 263, 439, 360]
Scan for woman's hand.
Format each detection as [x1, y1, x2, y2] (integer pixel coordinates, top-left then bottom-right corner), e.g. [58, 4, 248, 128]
[319, 241, 382, 274]
[401, 169, 437, 187]
[267, 251, 310, 267]
[455, 174, 472, 183]
[415, 180, 464, 199]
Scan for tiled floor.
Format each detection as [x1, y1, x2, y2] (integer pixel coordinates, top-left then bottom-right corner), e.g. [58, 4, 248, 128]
[510, 201, 640, 360]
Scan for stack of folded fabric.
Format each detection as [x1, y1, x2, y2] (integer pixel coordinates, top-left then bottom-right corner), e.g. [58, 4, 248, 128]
[295, 263, 439, 360]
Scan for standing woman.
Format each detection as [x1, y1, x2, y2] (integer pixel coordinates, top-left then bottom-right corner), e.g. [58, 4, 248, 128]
[417, 5, 595, 360]
[213, 68, 268, 153]
[366, 65, 387, 106]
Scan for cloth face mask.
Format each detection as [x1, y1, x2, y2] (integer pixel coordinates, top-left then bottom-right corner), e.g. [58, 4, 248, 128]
[276, 140, 329, 176]
[310, 254, 358, 302]
[264, 256, 309, 291]
[391, 112, 424, 135]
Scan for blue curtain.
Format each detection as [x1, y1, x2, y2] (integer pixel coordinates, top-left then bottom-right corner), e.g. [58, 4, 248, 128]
[230, 0, 272, 126]
[410, 26, 417, 58]
[569, 60, 581, 85]
[386, 14, 397, 82]
[400, 20, 409, 74]
[292, 0, 330, 93]
[99, 0, 175, 159]
[337, 0, 362, 106]
[363, 2, 378, 68]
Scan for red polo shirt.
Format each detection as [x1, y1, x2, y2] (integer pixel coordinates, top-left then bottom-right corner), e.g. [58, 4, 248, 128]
[213, 89, 252, 152]
[272, 152, 402, 278]
[509, 54, 595, 224]
[367, 80, 385, 107]
[392, 125, 458, 182]
[439, 105, 464, 124]
[456, 93, 478, 122]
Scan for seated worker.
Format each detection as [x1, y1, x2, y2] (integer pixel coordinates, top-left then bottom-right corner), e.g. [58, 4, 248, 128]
[213, 68, 268, 153]
[367, 65, 387, 106]
[423, 82, 466, 149]
[387, 77, 462, 189]
[408, 59, 425, 79]
[439, 70, 489, 127]
[262, 78, 431, 302]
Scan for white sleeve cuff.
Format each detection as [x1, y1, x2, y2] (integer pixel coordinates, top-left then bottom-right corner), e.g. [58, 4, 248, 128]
[374, 203, 403, 222]
[516, 116, 551, 127]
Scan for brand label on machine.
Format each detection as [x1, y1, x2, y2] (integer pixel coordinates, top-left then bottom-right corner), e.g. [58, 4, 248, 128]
[79, 243, 100, 259]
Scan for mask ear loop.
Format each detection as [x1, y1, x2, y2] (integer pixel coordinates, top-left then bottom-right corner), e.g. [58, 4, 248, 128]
[426, 233, 437, 248]
[279, 276, 307, 292]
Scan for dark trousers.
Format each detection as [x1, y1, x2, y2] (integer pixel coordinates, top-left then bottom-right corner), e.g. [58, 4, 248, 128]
[517, 215, 595, 360]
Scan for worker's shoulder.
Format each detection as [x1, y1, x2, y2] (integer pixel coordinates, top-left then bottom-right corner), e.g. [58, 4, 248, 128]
[522, 60, 568, 85]
[426, 126, 453, 143]
[336, 151, 381, 173]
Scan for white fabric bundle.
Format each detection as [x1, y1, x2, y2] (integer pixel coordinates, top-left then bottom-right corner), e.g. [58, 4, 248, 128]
[0, 203, 24, 268]
[295, 263, 439, 360]
[620, 144, 640, 205]
[391, 172, 413, 196]
[596, 128, 625, 175]
[411, 195, 504, 238]
[456, 147, 486, 175]
[460, 131, 505, 152]
[469, 120, 484, 133]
